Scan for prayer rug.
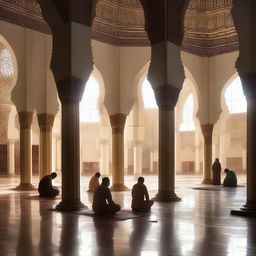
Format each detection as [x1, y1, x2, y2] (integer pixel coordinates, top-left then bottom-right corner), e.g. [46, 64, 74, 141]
[26, 195, 61, 200]
[76, 209, 149, 220]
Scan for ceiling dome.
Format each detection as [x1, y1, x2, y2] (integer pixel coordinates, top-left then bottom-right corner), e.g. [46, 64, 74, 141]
[0, 0, 238, 56]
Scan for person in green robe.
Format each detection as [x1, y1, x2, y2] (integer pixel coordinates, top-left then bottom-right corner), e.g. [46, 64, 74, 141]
[223, 168, 237, 187]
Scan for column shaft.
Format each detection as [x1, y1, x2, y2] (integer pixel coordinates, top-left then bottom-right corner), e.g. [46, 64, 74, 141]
[16, 112, 34, 190]
[100, 140, 109, 176]
[110, 113, 127, 191]
[56, 102, 85, 210]
[155, 108, 180, 201]
[201, 124, 213, 184]
[38, 114, 55, 179]
[133, 143, 142, 178]
[7, 140, 15, 176]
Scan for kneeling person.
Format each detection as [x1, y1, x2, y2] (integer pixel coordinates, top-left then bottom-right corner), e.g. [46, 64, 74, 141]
[223, 168, 237, 187]
[132, 177, 154, 212]
[92, 177, 121, 215]
[38, 172, 60, 198]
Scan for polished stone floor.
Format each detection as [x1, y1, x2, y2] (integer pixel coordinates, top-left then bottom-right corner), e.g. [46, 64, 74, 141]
[0, 175, 255, 256]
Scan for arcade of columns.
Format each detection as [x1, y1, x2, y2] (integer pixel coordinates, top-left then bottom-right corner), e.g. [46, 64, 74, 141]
[6, 0, 256, 216]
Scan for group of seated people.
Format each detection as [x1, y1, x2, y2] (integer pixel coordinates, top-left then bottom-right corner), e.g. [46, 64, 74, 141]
[89, 173, 154, 215]
[38, 171, 154, 215]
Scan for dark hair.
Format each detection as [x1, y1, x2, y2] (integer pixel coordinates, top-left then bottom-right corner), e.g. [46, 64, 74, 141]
[102, 177, 110, 185]
[224, 168, 229, 173]
[138, 177, 144, 183]
[95, 172, 101, 178]
[50, 172, 57, 179]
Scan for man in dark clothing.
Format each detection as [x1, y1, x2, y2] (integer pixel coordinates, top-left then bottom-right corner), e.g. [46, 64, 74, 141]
[38, 172, 59, 197]
[212, 158, 221, 185]
[131, 177, 154, 212]
[92, 177, 121, 215]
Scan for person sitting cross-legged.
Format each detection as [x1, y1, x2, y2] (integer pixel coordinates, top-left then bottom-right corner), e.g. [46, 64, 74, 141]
[38, 172, 60, 198]
[131, 177, 154, 213]
[92, 177, 121, 215]
[223, 168, 237, 187]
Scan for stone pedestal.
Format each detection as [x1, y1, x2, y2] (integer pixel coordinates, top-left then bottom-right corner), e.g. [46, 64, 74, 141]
[110, 113, 128, 191]
[15, 112, 35, 190]
[201, 124, 213, 184]
[154, 106, 180, 202]
[37, 113, 55, 179]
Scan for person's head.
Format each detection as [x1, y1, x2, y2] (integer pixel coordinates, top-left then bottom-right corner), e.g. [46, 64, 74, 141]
[50, 172, 57, 179]
[95, 172, 101, 178]
[215, 158, 219, 162]
[224, 168, 229, 173]
[102, 177, 110, 187]
[138, 177, 144, 184]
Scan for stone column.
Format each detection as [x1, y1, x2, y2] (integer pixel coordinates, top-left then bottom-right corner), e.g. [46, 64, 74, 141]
[100, 139, 109, 176]
[16, 112, 34, 190]
[232, 73, 256, 216]
[56, 79, 86, 211]
[133, 142, 142, 178]
[7, 139, 15, 176]
[201, 124, 214, 184]
[109, 113, 128, 191]
[124, 146, 128, 175]
[37, 113, 55, 179]
[154, 87, 181, 202]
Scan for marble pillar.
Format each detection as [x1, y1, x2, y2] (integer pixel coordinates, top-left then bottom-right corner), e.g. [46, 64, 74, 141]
[37, 113, 55, 179]
[154, 106, 180, 201]
[109, 113, 128, 191]
[133, 142, 142, 178]
[56, 96, 86, 211]
[7, 139, 15, 176]
[201, 124, 214, 184]
[16, 112, 34, 190]
[100, 139, 109, 176]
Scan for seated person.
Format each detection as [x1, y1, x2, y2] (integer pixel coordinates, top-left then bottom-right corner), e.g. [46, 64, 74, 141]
[92, 177, 121, 215]
[38, 172, 59, 197]
[131, 177, 154, 212]
[88, 172, 101, 192]
[223, 168, 237, 187]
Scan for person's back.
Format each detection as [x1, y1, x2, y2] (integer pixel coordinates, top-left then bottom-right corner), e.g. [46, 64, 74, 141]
[212, 158, 221, 185]
[131, 177, 154, 212]
[223, 169, 237, 187]
[88, 172, 100, 192]
[92, 177, 120, 215]
[38, 172, 59, 197]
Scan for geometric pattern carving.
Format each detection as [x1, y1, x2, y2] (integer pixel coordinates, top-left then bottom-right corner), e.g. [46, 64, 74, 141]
[0, 0, 239, 56]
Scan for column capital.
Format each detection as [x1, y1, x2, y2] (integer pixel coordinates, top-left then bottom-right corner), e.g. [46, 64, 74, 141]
[37, 113, 55, 132]
[154, 86, 180, 110]
[109, 113, 127, 134]
[18, 112, 33, 129]
[56, 77, 86, 103]
[239, 73, 256, 101]
[201, 124, 214, 144]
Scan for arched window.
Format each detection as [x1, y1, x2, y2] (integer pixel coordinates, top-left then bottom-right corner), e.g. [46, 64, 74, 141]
[142, 78, 158, 109]
[225, 76, 247, 114]
[180, 93, 195, 131]
[80, 76, 100, 123]
[0, 48, 13, 77]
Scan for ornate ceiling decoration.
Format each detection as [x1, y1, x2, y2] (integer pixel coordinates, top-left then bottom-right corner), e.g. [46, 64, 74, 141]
[0, 0, 238, 57]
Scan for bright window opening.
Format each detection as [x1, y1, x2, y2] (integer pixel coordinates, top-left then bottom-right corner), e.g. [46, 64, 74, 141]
[80, 76, 100, 123]
[180, 93, 195, 131]
[0, 48, 13, 77]
[225, 76, 247, 114]
[142, 78, 158, 109]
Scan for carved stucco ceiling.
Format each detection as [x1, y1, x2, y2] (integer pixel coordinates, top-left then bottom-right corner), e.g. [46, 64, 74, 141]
[0, 0, 238, 56]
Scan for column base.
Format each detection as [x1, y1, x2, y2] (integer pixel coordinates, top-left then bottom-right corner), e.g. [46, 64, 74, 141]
[110, 184, 129, 191]
[55, 200, 88, 211]
[231, 200, 256, 218]
[201, 178, 212, 184]
[153, 191, 181, 202]
[14, 183, 35, 191]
